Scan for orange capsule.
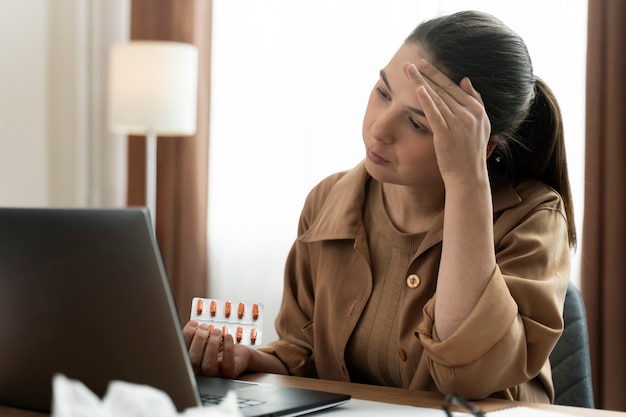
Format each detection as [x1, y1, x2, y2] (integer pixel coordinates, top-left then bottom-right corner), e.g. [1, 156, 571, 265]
[224, 301, 232, 318]
[236, 326, 243, 343]
[208, 324, 214, 334]
[250, 328, 257, 345]
[238, 302, 245, 319]
[222, 325, 229, 336]
[210, 300, 217, 317]
[196, 298, 204, 315]
[252, 303, 259, 320]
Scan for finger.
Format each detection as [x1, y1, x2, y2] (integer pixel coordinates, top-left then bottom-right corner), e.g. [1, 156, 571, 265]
[200, 328, 224, 376]
[405, 63, 449, 131]
[182, 320, 199, 349]
[415, 59, 479, 106]
[187, 323, 211, 374]
[459, 77, 484, 106]
[405, 62, 453, 122]
[219, 334, 238, 378]
[412, 62, 488, 136]
[415, 83, 449, 132]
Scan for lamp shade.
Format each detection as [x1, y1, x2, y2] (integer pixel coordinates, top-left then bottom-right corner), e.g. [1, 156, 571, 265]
[108, 41, 199, 136]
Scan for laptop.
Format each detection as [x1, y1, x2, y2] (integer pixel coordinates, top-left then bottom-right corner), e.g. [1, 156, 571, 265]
[0, 207, 350, 415]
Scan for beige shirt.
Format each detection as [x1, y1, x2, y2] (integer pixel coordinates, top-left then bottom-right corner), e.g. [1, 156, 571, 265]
[345, 180, 427, 387]
[260, 161, 570, 403]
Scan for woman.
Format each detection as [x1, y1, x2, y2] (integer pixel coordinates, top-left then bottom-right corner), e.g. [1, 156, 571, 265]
[184, 10, 575, 403]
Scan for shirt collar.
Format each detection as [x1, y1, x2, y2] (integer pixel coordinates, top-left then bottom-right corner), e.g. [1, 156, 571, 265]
[301, 162, 523, 243]
[300, 162, 369, 242]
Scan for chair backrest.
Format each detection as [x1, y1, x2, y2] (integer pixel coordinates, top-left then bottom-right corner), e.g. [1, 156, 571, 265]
[549, 281, 594, 408]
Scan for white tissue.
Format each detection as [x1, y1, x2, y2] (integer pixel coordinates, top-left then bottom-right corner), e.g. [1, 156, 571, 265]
[52, 373, 244, 417]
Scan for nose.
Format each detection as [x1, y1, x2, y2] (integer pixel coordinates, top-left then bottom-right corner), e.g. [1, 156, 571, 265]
[370, 108, 397, 144]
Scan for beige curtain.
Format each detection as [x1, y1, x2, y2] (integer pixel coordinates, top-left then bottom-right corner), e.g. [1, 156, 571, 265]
[581, 0, 626, 411]
[127, 0, 212, 325]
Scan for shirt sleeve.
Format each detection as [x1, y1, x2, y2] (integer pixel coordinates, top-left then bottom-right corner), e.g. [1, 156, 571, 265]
[257, 240, 319, 377]
[416, 202, 570, 400]
[256, 175, 343, 377]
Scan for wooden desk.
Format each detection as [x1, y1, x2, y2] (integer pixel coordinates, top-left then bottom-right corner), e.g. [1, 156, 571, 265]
[1, 373, 624, 416]
[240, 373, 623, 417]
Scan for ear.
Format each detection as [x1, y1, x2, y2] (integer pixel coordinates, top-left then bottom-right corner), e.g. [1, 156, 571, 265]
[486, 136, 498, 159]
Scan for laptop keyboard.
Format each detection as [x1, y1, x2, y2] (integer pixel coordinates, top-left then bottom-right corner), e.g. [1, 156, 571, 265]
[201, 394, 265, 409]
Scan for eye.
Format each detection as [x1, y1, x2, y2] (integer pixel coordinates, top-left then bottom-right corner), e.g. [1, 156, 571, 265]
[375, 87, 391, 102]
[408, 117, 425, 133]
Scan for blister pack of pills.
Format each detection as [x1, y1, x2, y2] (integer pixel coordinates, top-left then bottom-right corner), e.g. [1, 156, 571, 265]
[190, 297, 263, 346]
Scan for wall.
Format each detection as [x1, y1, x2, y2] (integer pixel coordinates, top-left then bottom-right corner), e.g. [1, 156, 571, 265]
[0, 0, 129, 209]
[0, 1, 49, 206]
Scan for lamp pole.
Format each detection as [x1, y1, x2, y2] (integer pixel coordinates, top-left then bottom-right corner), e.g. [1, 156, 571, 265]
[146, 128, 157, 234]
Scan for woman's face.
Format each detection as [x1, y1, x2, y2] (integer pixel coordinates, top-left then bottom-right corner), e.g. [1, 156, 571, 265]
[362, 43, 443, 190]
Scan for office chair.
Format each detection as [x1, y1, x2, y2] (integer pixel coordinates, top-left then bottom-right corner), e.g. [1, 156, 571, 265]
[549, 281, 595, 408]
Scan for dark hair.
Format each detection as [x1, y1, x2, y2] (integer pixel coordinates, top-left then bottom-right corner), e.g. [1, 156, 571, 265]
[406, 10, 576, 248]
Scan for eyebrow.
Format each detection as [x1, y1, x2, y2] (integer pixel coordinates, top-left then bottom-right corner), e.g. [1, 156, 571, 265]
[379, 69, 426, 119]
[380, 69, 393, 93]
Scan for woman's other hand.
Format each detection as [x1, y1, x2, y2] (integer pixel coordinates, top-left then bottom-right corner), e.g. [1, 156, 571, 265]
[183, 320, 253, 378]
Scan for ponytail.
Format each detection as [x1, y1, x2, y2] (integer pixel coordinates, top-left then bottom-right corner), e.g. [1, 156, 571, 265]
[490, 77, 577, 248]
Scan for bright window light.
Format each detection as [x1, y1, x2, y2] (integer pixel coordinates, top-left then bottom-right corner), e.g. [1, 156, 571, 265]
[208, 0, 588, 344]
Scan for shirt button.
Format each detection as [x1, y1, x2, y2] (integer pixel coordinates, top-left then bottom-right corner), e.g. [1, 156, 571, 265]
[397, 348, 407, 361]
[406, 274, 421, 288]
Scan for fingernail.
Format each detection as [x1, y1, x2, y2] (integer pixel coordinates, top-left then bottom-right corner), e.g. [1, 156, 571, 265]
[419, 59, 430, 69]
[199, 323, 210, 330]
[188, 320, 198, 328]
[407, 62, 419, 77]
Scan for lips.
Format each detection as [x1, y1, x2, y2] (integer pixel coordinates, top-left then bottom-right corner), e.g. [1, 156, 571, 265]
[366, 148, 390, 164]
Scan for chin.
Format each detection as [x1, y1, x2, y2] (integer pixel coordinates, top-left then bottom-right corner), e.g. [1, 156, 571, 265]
[364, 159, 391, 184]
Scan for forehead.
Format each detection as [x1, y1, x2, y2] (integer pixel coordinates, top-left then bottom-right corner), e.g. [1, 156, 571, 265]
[383, 43, 426, 75]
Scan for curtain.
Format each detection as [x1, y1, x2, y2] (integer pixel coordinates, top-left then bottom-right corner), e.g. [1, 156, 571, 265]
[581, 0, 626, 411]
[128, 0, 212, 325]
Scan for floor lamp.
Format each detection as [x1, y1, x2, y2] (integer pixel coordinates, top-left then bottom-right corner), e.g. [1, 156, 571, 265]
[107, 41, 199, 232]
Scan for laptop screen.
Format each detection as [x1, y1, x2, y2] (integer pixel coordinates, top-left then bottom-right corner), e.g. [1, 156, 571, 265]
[0, 208, 201, 412]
